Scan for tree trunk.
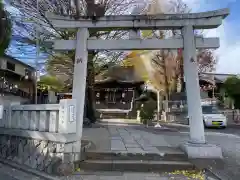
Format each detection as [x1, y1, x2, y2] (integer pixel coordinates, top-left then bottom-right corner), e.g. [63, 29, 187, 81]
[84, 53, 96, 123]
[162, 52, 169, 100]
[180, 61, 185, 92]
[233, 95, 240, 109]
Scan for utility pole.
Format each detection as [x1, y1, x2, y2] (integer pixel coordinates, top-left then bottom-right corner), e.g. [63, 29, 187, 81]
[35, 0, 40, 104]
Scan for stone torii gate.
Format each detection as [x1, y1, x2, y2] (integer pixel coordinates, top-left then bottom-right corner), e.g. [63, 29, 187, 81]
[47, 8, 229, 159]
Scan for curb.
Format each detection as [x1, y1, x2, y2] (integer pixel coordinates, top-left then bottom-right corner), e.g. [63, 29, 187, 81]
[190, 159, 226, 180]
[204, 168, 223, 180]
[0, 158, 59, 180]
[160, 123, 190, 128]
[226, 124, 240, 128]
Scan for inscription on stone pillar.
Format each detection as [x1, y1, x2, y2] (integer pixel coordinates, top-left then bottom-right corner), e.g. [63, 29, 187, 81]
[69, 105, 76, 122]
[58, 99, 77, 134]
[190, 57, 195, 62]
[76, 58, 82, 64]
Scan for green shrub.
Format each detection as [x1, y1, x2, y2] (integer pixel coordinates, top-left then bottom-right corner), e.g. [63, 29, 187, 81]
[139, 99, 156, 125]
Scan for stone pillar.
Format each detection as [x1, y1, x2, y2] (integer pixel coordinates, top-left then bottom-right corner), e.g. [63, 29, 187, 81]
[180, 25, 222, 159]
[48, 90, 57, 103]
[72, 28, 89, 157]
[58, 99, 77, 134]
[182, 25, 205, 144]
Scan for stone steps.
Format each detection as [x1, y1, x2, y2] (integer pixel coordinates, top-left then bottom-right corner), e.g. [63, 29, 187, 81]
[99, 113, 128, 119]
[84, 151, 188, 161]
[77, 148, 196, 172]
[78, 159, 195, 172]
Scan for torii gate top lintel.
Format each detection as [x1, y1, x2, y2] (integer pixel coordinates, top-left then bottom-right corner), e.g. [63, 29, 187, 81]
[46, 8, 229, 30]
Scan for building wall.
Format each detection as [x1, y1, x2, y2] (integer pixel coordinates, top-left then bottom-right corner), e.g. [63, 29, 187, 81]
[15, 63, 27, 77]
[95, 88, 135, 110]
[0, 56, 35, 102]
[0, 56, 35, 79]
[0, 94, 30, 105]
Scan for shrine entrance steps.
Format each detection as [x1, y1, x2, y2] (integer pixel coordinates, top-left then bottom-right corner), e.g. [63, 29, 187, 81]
[97, 109, 130, 119]
[75, 147, 195, 173]
[78, 126, 196, 173]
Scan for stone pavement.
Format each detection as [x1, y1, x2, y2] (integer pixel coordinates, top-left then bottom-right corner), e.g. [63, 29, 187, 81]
[82, 126, 111, 151]
[108, 126, 170, 153]
[78, 125, 216, 180]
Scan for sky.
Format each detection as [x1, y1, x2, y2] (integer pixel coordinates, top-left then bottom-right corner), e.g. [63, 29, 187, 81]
[5, 0, 240, 74]
[182, 0, 240, 74]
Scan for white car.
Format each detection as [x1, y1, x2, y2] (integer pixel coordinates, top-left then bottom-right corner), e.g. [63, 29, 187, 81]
[187, 105, 227, 128]
[202, 105, 227, 128]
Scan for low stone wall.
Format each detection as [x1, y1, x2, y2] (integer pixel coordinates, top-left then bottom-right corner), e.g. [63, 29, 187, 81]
[0, 135, 68, 174]
[0, 99, 82, 175]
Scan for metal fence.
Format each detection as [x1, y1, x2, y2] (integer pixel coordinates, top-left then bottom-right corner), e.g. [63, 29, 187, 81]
[163, 100, 240, 125]
[163, 99, 218, 113]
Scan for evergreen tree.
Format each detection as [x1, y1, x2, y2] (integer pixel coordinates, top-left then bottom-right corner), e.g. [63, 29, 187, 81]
[0, 0, 11, 55]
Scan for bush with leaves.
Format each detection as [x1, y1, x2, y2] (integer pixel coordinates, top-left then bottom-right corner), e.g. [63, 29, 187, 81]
[37, 75, 64, 92]
[139, 99, 157, 125]
[224, 76, 240, 109]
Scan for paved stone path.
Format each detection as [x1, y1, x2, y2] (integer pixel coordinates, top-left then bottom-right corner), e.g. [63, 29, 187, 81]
[82, 127, 111, 151]
[78, 126, 208, 180]
[108, 127, 170, 153]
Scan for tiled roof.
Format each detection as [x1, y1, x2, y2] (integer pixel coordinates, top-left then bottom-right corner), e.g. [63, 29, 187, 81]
[95, 66, 143, 84]
[200, 73, 237, 83]
[3, 54, 35, 70]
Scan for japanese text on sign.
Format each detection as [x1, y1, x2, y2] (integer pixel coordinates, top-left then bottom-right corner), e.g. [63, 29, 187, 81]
[69, 105, 76, 122]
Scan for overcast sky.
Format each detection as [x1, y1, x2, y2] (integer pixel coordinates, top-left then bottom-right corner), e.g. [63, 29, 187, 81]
[182, 0, 240, 74]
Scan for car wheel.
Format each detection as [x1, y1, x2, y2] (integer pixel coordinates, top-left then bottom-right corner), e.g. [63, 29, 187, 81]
[221, 126, 226, 129]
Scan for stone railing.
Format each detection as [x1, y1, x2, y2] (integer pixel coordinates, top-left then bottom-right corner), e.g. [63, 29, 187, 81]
[0, 99, 80, 175]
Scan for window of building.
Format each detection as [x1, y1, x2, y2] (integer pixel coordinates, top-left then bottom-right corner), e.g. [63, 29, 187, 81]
[6, 62, 15, 71]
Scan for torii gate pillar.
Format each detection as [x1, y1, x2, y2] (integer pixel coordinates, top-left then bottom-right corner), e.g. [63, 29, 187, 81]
[181, 25, 223, 159]
[72, 28, 89, 155]
[182, 25, 205, 144]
